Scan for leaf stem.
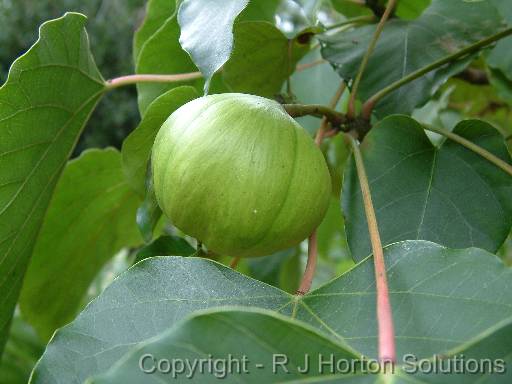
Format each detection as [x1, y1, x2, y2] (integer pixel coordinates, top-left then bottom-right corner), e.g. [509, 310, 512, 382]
[423, 125, 512, 177]
[283, 103, 347, 129]
[349, 136, 395, 365]
[347, 0, 396, 118]
[324, 15, 376, 31]
[362, 27, 512, 119]
[105, 73, 202, 89]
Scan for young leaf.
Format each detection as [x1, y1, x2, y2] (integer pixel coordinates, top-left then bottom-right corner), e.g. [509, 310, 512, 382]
[136, 178, 162, 244]
[0, 13, 105, 355]
[178, 0, 250, 90]
[320, 0, 504, 118]
[122, 86, 198, 195]
[135, 0, 201, 114]
[343, 116, 512, 261]
[31, 241, 512, 382]
[19, 149, 142, 340]
[88, 309, 360, 384]
[223, 21, 309, 97]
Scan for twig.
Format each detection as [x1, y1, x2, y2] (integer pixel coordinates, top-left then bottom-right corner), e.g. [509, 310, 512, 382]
[283, 104, 347, 129]
[424, 125, 512, 177]
[296, 59, 326, 72]
[347, 0, 397, 118]
[105, 72, 202, 89]
[362, 27, 512, 119]
[349, 136, 395, 365]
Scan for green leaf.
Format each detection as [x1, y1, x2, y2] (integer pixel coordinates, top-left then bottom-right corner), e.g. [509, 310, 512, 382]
[32, 241, 512, 382]
[134, 235, 196, 263]
[320, 0, 504, 117]
[89, 308, 512, 383]
[395, 0, 431, 20]
[19, 149, 141, 340]
[223, 21, 309, 98]
[30, 257, 290, 384]
[134, 0, 202, 115]
[136, 180, 162, 244]
[177, 0, 249, 89]
[487, 0, 512, 82]
[343, 116, 512, 261]
[331, 0, 373, 18]
[122, 86, 198, 195]
[133, 0, 178, 62]
[0, 13, 105, 355]
[88, 309, 360, 384]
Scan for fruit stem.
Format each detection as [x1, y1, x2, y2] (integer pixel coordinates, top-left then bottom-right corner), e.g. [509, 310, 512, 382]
[349, 135, 396, 366]
[362, 27, 512, 119]
[297, 231, 318, 295]
[283, 104, 347, 130]
[105, 73, 203, 89]
[347, 0, 396, 118]
[423, 125, 512, 177]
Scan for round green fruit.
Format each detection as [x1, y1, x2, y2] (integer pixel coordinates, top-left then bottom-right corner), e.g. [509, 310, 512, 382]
[152, 93, 331, 257]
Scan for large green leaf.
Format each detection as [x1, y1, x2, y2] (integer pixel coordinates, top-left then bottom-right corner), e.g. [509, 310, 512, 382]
[19, 149, 142, 340]
[487, 0, 512, 82]
[0, 13, 105, 355]
[343, 116, 512, 261]
[134, 0, 202, 114]
[320, 0, 504, 118]
[223, 21, 309, 98]
[89, 309, 361, 384]
[122, 86, 198, 195]
[30, 257, 290, 384]
[32, 241, 512, 382]
[90, 308, 512, 383]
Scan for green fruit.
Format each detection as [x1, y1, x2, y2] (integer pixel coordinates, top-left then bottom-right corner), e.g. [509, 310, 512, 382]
[152, 93, 331, 257]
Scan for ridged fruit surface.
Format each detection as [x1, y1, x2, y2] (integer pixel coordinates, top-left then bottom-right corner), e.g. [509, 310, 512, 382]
[152, 93, 331, 257]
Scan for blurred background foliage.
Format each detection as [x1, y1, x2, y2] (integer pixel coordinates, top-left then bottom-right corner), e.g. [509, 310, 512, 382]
[0, 0, 145, 154]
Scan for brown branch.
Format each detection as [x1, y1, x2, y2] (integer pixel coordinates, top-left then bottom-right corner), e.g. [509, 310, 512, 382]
[283, 104, 348, 130]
